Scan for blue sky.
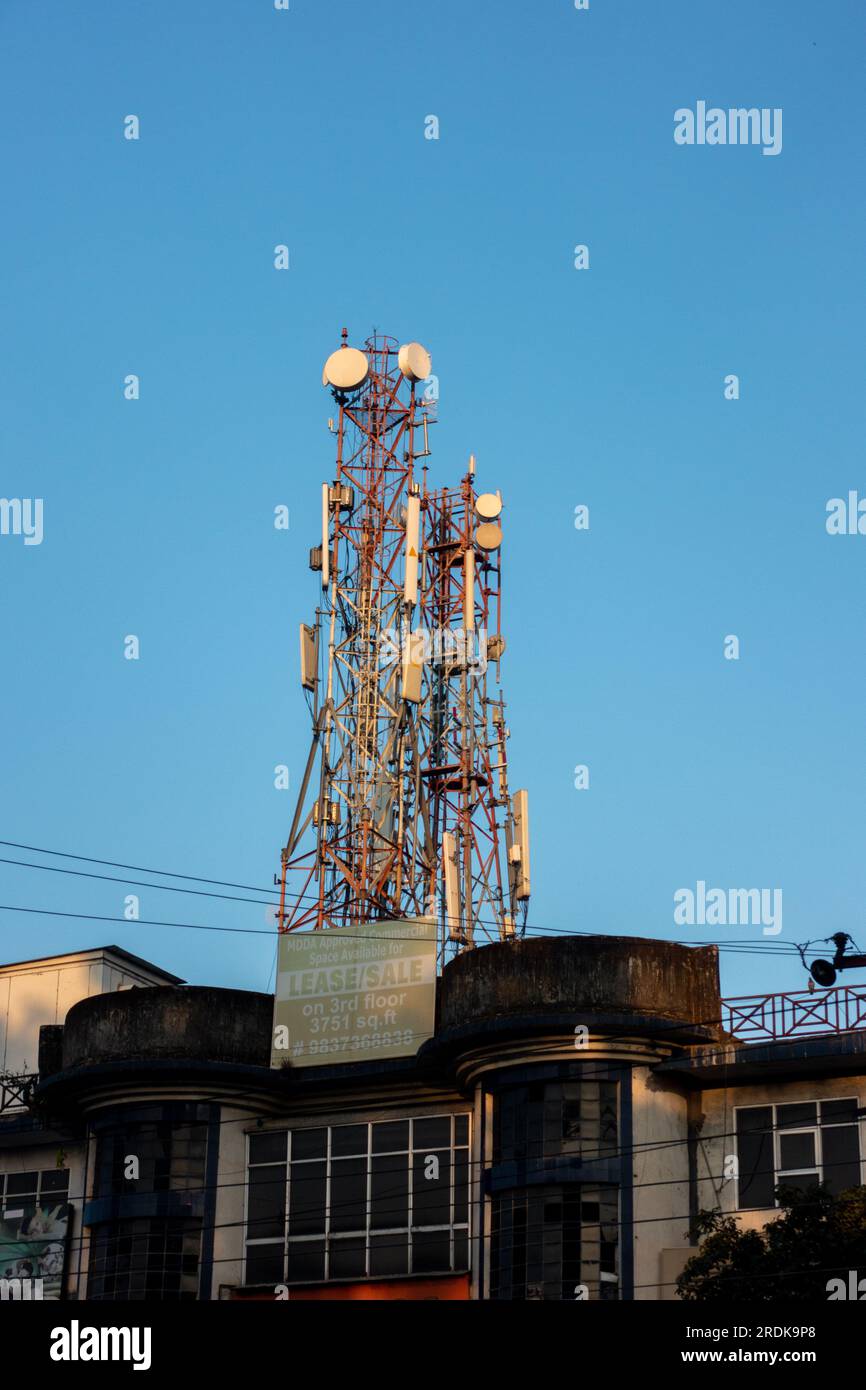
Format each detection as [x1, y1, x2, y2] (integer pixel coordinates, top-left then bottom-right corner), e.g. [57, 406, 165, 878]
[1, 0, 864, 1003]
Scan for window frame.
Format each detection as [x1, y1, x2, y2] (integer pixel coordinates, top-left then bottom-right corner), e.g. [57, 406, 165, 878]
[734, 1097, 862, 1210]
[493, 1077, 619, 1165]
[244, 1112, 471, 1287]
[0, 1167, 70, 1220]
[489, 1181, 621, 1303]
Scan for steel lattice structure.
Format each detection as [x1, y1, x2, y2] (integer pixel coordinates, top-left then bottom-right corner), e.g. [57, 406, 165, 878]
[277, 330, 529, 958]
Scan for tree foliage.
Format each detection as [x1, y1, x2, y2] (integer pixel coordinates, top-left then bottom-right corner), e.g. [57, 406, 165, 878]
[676, 1184, 866, 1301]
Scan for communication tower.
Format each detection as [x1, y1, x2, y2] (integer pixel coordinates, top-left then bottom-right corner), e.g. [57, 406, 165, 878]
[276, 330, 530, 958]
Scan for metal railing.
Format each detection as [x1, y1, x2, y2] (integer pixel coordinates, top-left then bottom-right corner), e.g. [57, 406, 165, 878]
[0, 1072, 37, 1115]
[723, 984, 866, 1042]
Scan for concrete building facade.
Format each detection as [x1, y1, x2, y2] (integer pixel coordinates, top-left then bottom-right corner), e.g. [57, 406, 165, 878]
[1, 936, 864, 1301]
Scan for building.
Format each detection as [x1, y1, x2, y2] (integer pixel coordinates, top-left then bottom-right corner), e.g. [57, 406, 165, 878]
[0, 947, 183, 1299]
[1, 936, 864, 1301]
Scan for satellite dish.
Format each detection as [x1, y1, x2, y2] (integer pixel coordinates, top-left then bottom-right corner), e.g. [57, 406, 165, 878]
[476, 523, 503, 551]
[323, 347, 369, 391]
[475, 493, 502, 521]
[398, 342, 432, 383]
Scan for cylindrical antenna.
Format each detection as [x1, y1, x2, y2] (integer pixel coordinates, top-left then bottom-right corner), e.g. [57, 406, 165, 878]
[404, 495, 421, 606]
[321, 483, 330, 590]
[464, 549, 475, 632]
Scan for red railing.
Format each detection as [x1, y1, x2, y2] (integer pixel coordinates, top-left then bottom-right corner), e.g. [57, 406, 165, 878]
[723, 985, 866, 1042]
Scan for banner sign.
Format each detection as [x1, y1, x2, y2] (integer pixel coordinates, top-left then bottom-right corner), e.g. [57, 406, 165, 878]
[0, 1202, 71, 1300]
[271, 918, 437, 1068]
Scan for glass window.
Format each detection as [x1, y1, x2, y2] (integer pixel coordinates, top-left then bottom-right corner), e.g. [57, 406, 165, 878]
[370, 1154, 408, 1229]
[777, 1103, 817, 1130]
[494, 1081, 618, 1163]
[370, 1232, 408, 1277]
[331, 1125, 367, 1158]
[39, 1170, 71, 1196]
[245, 1245, 283, 1287]
[95, 1113, 208, 1197]
[247, 1167, 286, 1241]
[779, 1131, 816, 1171]
[372, 1120, 409, 1154]
[288, 1162, 326, 1236]
[821, 1098, 857, 1125]
[286, 1239, 325, 1283]
[329, 1237, 366, 1280]
[88, 1108, 207, 1301]
[245, 1114, 470, 1285]
[0, 1168, 70, 1228]
[490, 1183, 619, 1302]
[291, 1128, 327, 1161]
[88, 1217, 201, 1301]
[5, 1172, 38, 1196]
[249, 1132, 287, 1166]
[329, 1157, 366, 1233]
[735, 1106, 775, 1208]
[412, 1150, 450, 1227]
[736, 1098, 862, 1209]
[453, 1148, 469, 1226]
[414, 1117, 451, 1150]
[412, 1229, 450, 1273]
[821, 1115, 861, 1193]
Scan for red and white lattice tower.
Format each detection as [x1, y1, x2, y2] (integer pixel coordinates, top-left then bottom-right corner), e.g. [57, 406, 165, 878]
[276, 330, 530, 959]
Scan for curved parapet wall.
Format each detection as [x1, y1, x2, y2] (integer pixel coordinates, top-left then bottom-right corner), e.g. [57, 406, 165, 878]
[438, 935, 722, 1046]
[61, 986, 274, 1071]
[47, 940, 723, 1109]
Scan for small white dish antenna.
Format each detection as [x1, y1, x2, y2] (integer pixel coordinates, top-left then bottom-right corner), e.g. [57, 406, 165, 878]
[323, 347, 369, 391]
[475, 492, 502, 521]
[398, 342, 432, 382]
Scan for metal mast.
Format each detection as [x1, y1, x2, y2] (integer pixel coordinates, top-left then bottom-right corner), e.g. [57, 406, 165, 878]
[277, 330, 530, 958]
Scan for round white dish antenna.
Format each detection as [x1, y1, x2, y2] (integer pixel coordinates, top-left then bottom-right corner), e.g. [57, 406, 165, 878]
[323, 347, 369, 391]
[398, 342, 432, 383]
[475, 492, 502, 521]
[476, 523, 503, 551]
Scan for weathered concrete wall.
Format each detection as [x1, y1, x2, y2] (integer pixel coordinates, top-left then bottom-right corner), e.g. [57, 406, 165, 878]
[38, 1024, 64, 1079]
[630, 1066, 691, 1300]
[61, 987, 273, 1070]
[211, 1104, 257, 1297]
[697, 1074, 866, 1234]
[440, 936, 721, 1040]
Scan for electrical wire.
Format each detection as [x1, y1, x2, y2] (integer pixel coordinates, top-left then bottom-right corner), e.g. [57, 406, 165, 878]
[0, 892, 811, 964]
[0, 838, 813, 957]
[7, 1109, 861, 1235]
[16, 1177, 863, 1292]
